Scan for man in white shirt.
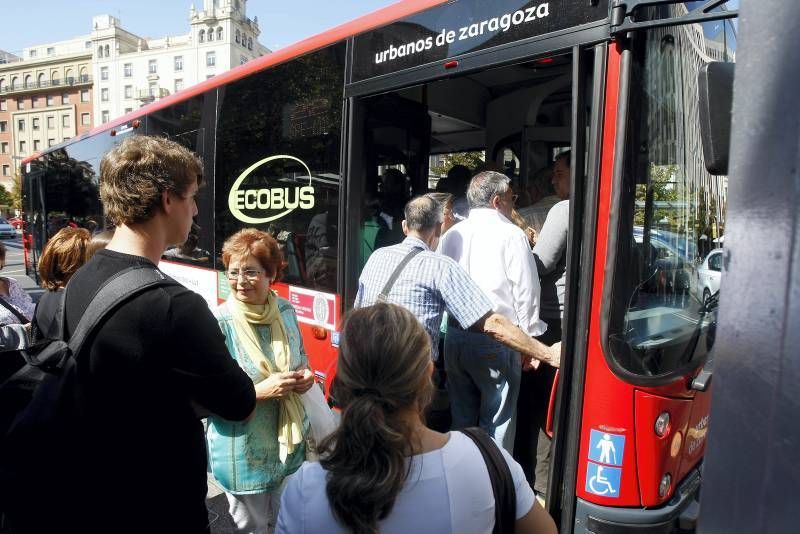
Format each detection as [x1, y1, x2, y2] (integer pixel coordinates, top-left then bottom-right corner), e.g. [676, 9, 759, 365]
[439, 171, 547, 453]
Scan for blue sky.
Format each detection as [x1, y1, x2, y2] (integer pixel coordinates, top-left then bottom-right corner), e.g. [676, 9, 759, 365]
[1, 0, 398, 54]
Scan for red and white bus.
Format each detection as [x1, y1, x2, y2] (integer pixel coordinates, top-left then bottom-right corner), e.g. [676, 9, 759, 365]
[21, 1, 737, 531]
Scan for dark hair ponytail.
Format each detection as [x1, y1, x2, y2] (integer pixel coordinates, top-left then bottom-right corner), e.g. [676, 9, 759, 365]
[320, 303, 433, 534]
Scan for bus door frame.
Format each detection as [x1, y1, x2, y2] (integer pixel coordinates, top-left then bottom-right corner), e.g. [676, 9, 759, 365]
[547, 42, 609, 531]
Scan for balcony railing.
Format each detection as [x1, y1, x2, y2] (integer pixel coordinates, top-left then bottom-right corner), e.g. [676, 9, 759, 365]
[0, 75, 93, 95]
[135, 87, 170, 103]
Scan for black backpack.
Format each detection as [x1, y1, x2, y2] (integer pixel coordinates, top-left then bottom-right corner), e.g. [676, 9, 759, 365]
[0, 266, 177, 517]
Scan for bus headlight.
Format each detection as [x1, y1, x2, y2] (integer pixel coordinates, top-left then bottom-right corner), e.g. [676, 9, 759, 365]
[659, 473, 672, 498]
[655, 412, 671, 437]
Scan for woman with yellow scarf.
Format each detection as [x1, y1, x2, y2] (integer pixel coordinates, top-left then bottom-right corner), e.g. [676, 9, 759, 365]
[207, 228, 314, 533]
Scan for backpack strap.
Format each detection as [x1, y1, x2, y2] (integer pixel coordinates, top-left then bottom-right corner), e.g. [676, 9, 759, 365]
[0, 295, 29, 325]
[22, 266, 177, 370]
[461, 427, 516, 534]
[67, 266, 177, 356]
[376, 247, 423, 303]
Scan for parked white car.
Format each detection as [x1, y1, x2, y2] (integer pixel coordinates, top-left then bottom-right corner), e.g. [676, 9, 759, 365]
[697, 248, 723, 304]
[0, 218, 15, 239]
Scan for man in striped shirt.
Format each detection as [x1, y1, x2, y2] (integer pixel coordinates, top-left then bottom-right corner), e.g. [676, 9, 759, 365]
[355, 195, 559, 367]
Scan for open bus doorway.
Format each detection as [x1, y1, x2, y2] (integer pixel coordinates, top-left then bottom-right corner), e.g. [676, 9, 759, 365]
[345, 49, 596, 521]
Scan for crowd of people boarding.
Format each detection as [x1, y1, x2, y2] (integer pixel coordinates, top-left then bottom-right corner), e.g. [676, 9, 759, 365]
[0, 135, 568, 534]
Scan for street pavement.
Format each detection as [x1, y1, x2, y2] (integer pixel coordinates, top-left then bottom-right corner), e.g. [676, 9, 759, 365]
[1, 235, 242, 532]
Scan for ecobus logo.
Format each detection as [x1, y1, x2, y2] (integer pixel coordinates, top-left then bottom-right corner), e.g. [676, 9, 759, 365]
[228, 155, 315, 224]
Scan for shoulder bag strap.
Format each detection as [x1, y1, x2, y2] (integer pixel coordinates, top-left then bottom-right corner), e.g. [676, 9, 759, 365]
[0, 294, 29, 325]
[461, 427, 517, 534]
[66, 266, 178, 356]
[376, 247, 423, 303]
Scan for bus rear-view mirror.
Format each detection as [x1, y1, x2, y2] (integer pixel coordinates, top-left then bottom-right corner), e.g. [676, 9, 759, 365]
[698, 62, 734, 175]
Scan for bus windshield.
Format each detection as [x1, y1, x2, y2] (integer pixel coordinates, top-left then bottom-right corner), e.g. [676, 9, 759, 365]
[605, 8, 736, 380]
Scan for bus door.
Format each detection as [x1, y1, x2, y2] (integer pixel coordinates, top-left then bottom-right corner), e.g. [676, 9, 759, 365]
[342, 92, 431, 306]
[559, 3, 738, 533]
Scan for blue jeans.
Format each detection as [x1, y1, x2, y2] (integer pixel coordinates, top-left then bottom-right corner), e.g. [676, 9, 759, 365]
[444, 326, 521, 453]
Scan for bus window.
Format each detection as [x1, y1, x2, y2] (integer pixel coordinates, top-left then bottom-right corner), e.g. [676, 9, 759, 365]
[37, 133, 120, 243]
[147, 95, 214, 268]
[606, 14, 736, 380]
[214, 44, 345, 293]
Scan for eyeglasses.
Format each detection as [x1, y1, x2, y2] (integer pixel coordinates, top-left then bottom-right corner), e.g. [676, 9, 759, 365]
[226, 269, 264, 280]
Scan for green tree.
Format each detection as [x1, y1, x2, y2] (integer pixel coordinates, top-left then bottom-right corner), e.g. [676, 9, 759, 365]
[10, 174, 22, 211]
[0, 183, 13, 208]
[430, 151, 485, 177]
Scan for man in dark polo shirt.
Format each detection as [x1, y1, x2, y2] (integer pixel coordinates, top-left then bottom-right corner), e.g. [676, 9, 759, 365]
[12, 136, 256, 533]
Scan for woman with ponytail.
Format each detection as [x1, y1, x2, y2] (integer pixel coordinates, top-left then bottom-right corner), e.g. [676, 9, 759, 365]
[277, 303, 556, 534]
[207, 229, 315, 533]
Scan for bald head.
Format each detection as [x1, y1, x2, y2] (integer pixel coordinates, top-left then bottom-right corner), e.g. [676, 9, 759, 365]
[404, 195, 443, 232]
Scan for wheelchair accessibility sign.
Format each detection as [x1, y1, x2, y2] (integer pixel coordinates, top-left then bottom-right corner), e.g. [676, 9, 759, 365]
[588, 429, 625, 466]
[585, 462, 621, 497]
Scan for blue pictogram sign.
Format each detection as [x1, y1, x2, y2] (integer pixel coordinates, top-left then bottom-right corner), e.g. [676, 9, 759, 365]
[585, 462, 621, 498]
[588, 429, 625, 466]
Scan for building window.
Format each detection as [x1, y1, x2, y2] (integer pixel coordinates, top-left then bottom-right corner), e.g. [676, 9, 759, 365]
[33, 139, 41, 151]
[124, 85, 132, 99]
[47, 95, 54, 106]
[47, 47, 55, 56]
[47, 138, 55, 147]
[240, 55, 247, 65]
[148, 60, 157, 74]
[148, 82, 158, 97]
[19, 141, 26, 154]
[85, 41, 91, 49]
[174, 56, 183, 71]
[0, 121, 5, 133]
[31, 97, 38, 108]
[32, 118, 40, 130]
[62, 115, 70, 128]
[217, 27, 223, 41]
[29, 49, 37, 58]
[235, 29, 240, 44]
[101, 110, 109, 124]
[208, 28, 214, 42]
[199, 29, 205, 43]
[174, 79, 183, 92]
[0, 142, 7, 153]
[124, 63, 132, 77]
[101, 66, 109, 80]
[81, 113, 91, 126]
[104, 44, 110, 57]
[206, 51, 216, 67]
[248, 37, 253, 50]
[62, 93, 70, 104]
[0, 100, 5, 111]
[17, 119, 24, 132]
[1, 165, 9, 177]
[47, 116, 54, 129]
[16, 98, 24, 110]
[124, 108, 132, 114]
[101, 88, 109, 102]
[81, 89, 89, 102]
